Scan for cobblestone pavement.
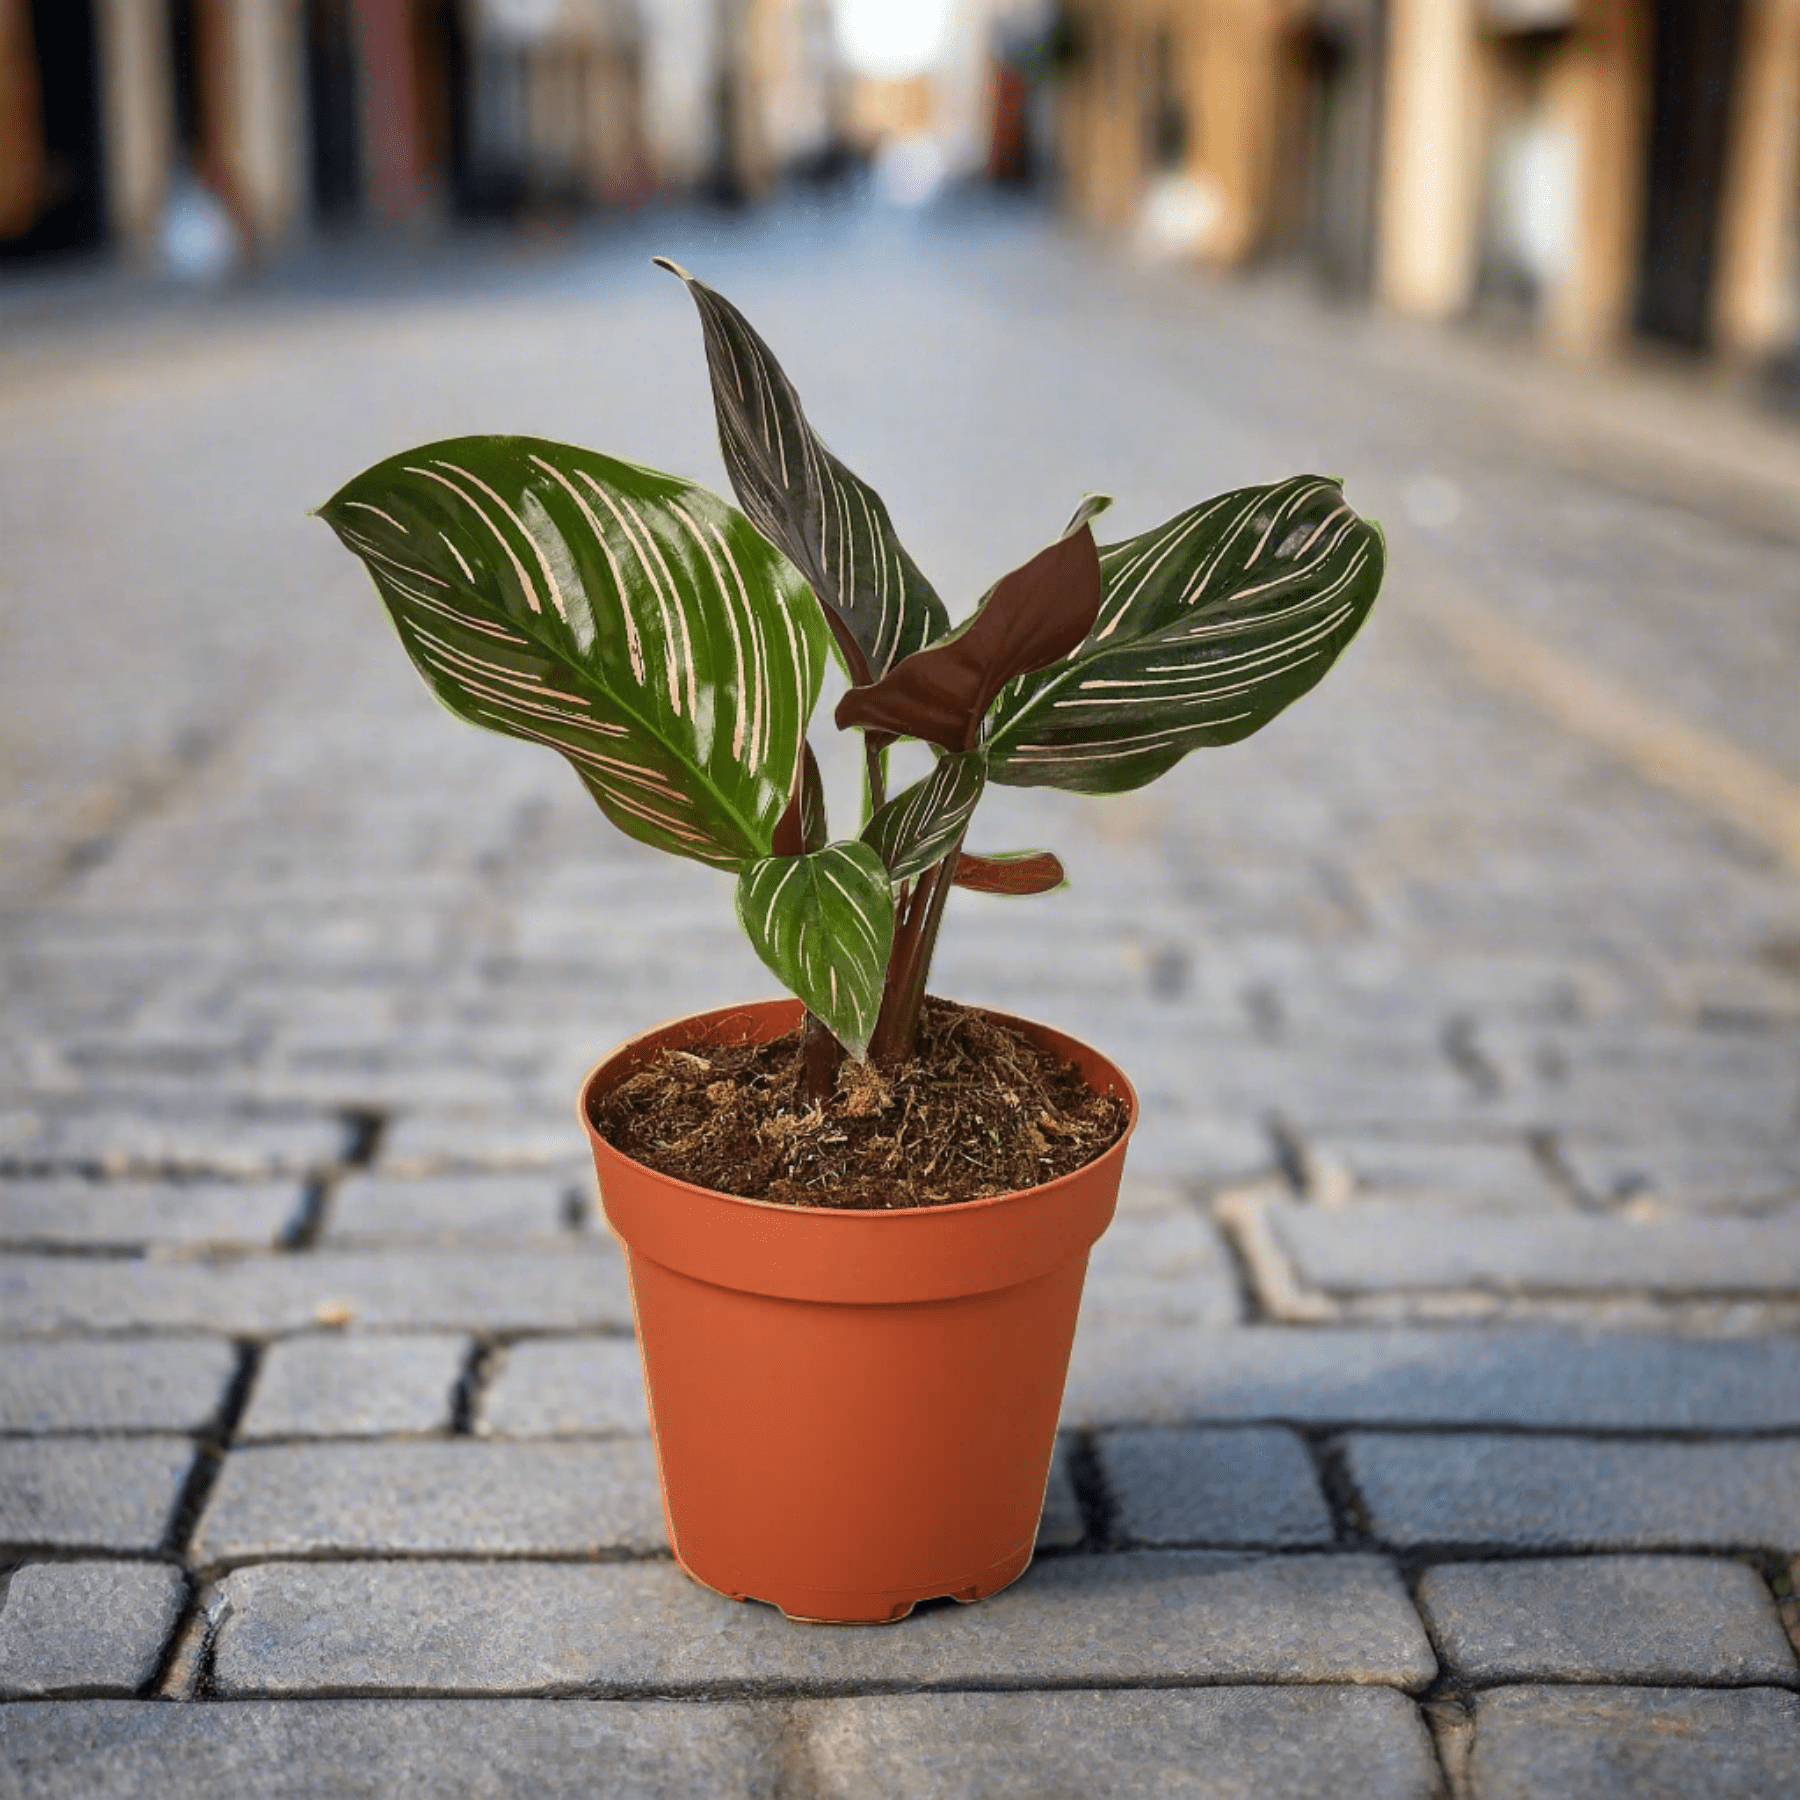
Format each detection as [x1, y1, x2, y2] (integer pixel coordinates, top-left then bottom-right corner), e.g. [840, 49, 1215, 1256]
[3, 201, 1799, 1796]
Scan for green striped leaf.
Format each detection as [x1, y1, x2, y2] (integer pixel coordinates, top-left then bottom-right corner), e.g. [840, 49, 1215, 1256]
[658, 259, 950, 683]
[319, 436, 827, 869]
[863, 751, 986, 882]
[984, 476, 1384, 794]
[736, 842, 895, 1059]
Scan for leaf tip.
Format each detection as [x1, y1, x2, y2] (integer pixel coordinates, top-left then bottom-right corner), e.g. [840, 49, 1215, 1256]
[651, 255, 693, 283]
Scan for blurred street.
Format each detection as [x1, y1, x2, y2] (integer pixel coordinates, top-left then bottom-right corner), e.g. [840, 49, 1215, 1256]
[3, 201, 1800, 1792]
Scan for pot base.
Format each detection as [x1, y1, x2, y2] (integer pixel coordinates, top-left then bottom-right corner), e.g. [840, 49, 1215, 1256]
[680, 1540, 1036, 1625]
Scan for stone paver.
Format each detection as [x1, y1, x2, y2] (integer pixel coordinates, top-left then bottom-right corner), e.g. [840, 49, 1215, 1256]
[0, 1337, 238, 1432]
[478, 1336, 648, 1437]
[1097, 1426, 1334, 1547]
[0, 1179, 303, 1249]
[0, 1438, 195, 1552]
[0, 1248, 631, 1336]
[1062, 1325, 1800, 1429]
[800, 1688, 1441, 1798]
[0, 1105, 347, 1178]
[0, 1562, 187, 1697]
[1469, 1686, 1800, 1800]
[326, 1171, 592, 1243]
[1347, 1434, 1800, 1552]
[1037, 1434, 1086, 1550]
[238, 1334, 468, 1439]
[1079, 1208, 1242, 1327]
[208, 1553, 1436, 1694]
[0, 1700, 785, 1799]
[377, 1111, 595, 1175]
[190, 1440, 665, 1563]
[1258, 1194, 1800, 1294]
[1417, 1556, 1799, 1684]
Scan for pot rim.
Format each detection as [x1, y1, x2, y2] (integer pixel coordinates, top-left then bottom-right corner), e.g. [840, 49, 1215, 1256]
[575, 995, 1139, 1223]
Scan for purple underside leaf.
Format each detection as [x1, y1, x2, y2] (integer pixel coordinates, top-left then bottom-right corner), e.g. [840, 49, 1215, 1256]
[772, 742, 827, 857]
[953, 851, 1066, 895]
[834, 528, 1105, 752]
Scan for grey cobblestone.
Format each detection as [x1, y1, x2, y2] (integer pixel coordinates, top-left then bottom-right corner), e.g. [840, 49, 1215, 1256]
[0, 1699, 786, 1798]
[1258, 1194, 1800, 1294]
[1080, 1209, 1242, 1327]
[1417, 1556, 1799, 1684]
[1037, 1435, 1085, 1551]
[0, 1179, 302, 1249]
[0, 1248, 631, 1336]
[208, 1552, 1436, 1694]
[477, 1336, 648, 1437]
[0, 1562, 187, 1697]
[1346, 1433, 1800, 1552]
[238, 1334, 469, 1439]
[1061, 1325, 1800, 1429]
[191, 1440, 665, 1563]
[0, 1438, 195, 1552]
[0, 1105, 346, 1177]
[378, 1111, 593, 1174]
[800, 1688, 1441, 1798]
[0, 1338, 238, 1432]
[1097, 1426, 1334, 1548]
[326, 1171, 592, 1243]
[1469, 1685, 1800, 1799]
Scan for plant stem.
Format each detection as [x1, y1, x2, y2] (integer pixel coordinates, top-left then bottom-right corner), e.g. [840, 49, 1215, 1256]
[863, 736, 887, 823]
[868, 830, 965, 1069]
[801, 1010, 840, 1100]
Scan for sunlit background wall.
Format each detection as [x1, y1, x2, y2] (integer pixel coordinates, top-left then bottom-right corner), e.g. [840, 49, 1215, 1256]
[1, 0, 1797, 389]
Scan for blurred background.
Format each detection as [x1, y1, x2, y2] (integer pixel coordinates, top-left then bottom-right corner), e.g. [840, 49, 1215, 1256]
[2, 0, 1797, 390]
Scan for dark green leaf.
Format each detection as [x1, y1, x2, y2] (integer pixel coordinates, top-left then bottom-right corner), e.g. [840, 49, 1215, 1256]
[862, 750, 986, 882]
[984, 477, 1384, 793]
[736, 842, 895, 1058]
[657, 259, 950, 683]
[835, 527, 1104, 751]
[319, 436, 827, 868]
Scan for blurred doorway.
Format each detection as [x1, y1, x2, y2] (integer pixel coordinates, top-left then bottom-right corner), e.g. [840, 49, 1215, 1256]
[0, 0, 105, 261]
[307, 0, 365, 222]
[1634, 0, 1745, 349]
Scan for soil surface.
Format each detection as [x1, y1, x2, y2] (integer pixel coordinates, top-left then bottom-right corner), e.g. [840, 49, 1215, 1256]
[589, 998, 1130, 1210]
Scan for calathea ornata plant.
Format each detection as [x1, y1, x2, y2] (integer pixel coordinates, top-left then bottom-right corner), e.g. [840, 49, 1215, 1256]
[320, 262, 1385, 1089]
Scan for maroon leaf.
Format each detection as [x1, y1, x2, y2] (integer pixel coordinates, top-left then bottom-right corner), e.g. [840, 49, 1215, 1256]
[953, 851, 1066, 895]
[771, 742, 826, 856]
[835, 528, 1103, 752]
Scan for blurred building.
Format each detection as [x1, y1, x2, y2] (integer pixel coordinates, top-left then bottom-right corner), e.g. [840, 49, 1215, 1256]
[0, 0, 849, 264]
[1048, 0, 1800, 372]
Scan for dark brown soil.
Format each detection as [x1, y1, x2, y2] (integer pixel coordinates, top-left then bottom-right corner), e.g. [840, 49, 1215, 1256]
[589, 998, 1130, 1210]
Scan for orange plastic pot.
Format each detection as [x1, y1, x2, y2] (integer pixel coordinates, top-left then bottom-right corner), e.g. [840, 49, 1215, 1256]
[577, 998, 1136, 1624]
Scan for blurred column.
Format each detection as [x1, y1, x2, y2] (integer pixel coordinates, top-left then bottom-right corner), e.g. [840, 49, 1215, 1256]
[0, 0, 47, 240]
[1714, 0, 1800, 361]
[642, 0, 714, 185]
[352, 0, 427, 218]
[223, 0, 306, 246]
[1187, 0, 1287, 265]
[1542, 0, 1651, 356]
[96, 0, 175, 256]
[1378, 0, 1482, 317]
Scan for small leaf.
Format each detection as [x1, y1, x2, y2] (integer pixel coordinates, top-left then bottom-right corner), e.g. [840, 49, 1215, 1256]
[319, 436, 828, 868]
[835, 527, 1104, 752]
[658, 259, 949, 683]
[1062, 493, 1113, 537]
[985, 476, 1384, 794]
[772, 742, 827, 856]
[954, 850, 1066, 894]
[862, 750, 986, 882]
[736, 843, 895, 1059]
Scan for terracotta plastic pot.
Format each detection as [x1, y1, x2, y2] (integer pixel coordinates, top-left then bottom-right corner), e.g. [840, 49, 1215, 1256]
[577, 998, 1137, 1624]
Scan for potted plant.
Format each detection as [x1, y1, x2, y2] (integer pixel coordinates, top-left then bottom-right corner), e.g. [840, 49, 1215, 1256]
[319, 261, 1385, 1623]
